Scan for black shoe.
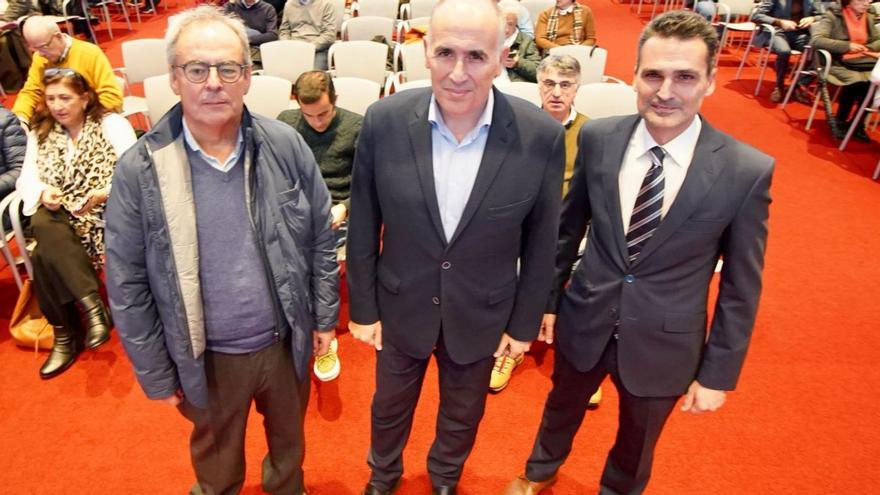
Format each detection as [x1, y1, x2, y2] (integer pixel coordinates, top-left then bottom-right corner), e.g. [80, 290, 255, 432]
[853, 125, 872, 143]
[830, 118, 847, 141]
[362, 480, 400, 495]
[76, 292, 113, 349]
[432, 486, 456, 495]
[141, 6, 155, 14]
[39, 325, 81, 379]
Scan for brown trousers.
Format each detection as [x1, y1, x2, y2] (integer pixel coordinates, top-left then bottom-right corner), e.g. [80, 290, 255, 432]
[177, 339, 310, 495]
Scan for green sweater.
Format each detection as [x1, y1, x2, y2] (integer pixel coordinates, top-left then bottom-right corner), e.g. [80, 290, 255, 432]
[277, 106, 362, 209]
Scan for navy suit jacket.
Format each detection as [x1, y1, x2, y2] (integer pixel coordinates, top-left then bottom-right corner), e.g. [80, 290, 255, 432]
[551, 115, 774, 397]
[347, 87, 565, 364]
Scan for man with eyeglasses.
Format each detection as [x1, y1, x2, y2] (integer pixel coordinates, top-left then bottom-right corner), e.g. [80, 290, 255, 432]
[488, 55, 603, 409]
[13, 16, 121, 128]
[105, 7, 338, 495]
[347, 1, 564, 493]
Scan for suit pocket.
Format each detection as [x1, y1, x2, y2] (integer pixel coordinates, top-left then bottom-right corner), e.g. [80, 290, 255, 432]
[487, 196, 533, 219]
[663, 312, 707, 333]
[487, 279, 517, 305]
[377, 264, 401, 294]
[278, 184, 302, 206]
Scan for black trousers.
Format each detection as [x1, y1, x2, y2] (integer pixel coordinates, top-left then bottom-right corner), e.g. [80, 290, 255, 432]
[30, 207, 99, 326]
[525, 338, 678, 495]
[837, 81, 871, 124]
[368, 335, 495, 490]
[177, 339, 310, 495]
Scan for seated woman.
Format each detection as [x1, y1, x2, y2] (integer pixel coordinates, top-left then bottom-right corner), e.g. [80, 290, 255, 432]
[811, 0, 880, 141]
[535, 0, 597, 53]
[16, 68, 136, 379]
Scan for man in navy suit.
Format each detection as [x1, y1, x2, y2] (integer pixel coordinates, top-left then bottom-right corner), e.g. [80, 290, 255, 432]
[506, 10, 774, 495]
[346, 1, 565, 493]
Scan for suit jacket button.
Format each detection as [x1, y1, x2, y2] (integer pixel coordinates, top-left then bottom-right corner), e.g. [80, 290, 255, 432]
[441, 261, 452, 270]
[624, 274, 635, 283]
[432, 296, 440, 305]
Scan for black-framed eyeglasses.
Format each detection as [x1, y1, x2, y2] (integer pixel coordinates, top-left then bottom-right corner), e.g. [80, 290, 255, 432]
[540, 79, 577, 91]
[172, 61, 249, 84]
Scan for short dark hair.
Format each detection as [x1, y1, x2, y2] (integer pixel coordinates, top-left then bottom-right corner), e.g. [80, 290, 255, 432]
[636, 10, 719, 75]
[293, 71, 336, 105]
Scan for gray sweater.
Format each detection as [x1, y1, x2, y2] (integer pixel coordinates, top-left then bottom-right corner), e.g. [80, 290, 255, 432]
[278, 0, 338, 50]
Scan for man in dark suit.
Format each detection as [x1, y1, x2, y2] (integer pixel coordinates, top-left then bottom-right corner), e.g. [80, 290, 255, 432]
[346, 1, 565, 494]
[505, 10, 774, 495]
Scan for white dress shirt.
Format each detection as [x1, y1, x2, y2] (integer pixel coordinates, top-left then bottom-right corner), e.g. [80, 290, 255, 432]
[618, 116, 702, 232]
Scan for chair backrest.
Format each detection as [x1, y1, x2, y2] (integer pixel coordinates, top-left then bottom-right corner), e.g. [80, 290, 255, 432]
[121, 38, 168, 84]
[402, 0, 437, 19]
[573, 82, 638, 119]
[549, 45, 608, 84]
[260, 40, 316, 84]
[718, 0, 756, 18]
[354, 0, 398, 19]
[343, 15, 395, 41]
[394, 79, 432, 93]
[244, 75, 293, 119]
[521, 0, 554, 29]
[395, 41, 430, 81]
[144, 74, 180, 126]
[333, 77, 381, 116]
[496, 81, 541, 107]
[329, 41, 390, 86]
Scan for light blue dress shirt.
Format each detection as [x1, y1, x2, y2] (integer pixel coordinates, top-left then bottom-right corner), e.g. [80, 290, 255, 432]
[428, 92, 495, 241]
[518, 6, 535, 38]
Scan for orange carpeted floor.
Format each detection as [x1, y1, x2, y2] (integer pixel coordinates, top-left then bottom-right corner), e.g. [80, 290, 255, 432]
[1, 1, 879, 494]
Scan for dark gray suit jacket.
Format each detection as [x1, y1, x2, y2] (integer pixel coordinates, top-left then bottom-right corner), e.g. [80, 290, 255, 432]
[552, 115, 774, 397]
[347, 87, 565, 364]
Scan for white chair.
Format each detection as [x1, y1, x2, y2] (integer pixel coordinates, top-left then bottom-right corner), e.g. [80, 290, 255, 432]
[244, 75, 293, 119]
[521, 0, 554, 30]
[496, 81, 541, 107]
[839, 59, 880, 151]
[351, 0, 398, 19]
[715, 0, 758, 59]
[143, 74, 180, 127]
[0, 192, 26, 289]
[259, 40, 316, 84]
[117, 38, 168, 127]
[342, 15, 395, 42]
[398, 16, 430, 41]
[332, 77, 381, 116]
[393, 79, 432, 93]
[733, 23, 802, 96]
[390, 41, 430, 91]
[549, 45, 624, 85]
[400, 0, 436, 20]
[328, 41, 393, 89]
[574, 82, 638, 119]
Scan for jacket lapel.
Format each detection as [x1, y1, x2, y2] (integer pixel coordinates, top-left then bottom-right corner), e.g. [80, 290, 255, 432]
[603, 116, 641, 267]
[630, 118, 725, 266]
[408, 91, 448, 246]
[447, 88, 513, 247]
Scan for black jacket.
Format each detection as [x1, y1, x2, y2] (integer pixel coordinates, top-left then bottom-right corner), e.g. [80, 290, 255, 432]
[0, 108, 25, 199]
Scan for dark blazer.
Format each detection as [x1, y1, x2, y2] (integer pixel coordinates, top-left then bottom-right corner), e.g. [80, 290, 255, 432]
[551, 115, 774, 397]
[347, 87, 565, 364]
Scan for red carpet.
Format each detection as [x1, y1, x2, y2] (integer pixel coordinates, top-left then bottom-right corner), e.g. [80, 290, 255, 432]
[1, 2, 879, 494]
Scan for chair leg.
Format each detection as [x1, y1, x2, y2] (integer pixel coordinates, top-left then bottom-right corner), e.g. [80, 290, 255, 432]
[755, 48, 772, 96]
[735, 35, 755, 81]
[873, 157, 880, 180]
[102, 5, 114, 40]
[781, 52, 808, 109]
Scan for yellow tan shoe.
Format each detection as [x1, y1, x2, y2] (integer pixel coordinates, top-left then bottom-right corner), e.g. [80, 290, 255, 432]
[313, 337, 340, 382]
[503, 474, 557, 495]
[587, 386, 602, 409]
[489, 353, 525, 392]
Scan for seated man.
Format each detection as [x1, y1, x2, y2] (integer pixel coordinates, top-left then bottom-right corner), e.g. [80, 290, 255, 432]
[278, 0, 338, 70]
[752, 0, 821, 103]
[495, 0, 536, 38]
[13, 16, 121, 127]
[490, 54, 602, 407]
[225, 0, 279, 67]
[496, 0, 541, 83]
[278, 70, 362, 383]
[535, 0, 597, 52]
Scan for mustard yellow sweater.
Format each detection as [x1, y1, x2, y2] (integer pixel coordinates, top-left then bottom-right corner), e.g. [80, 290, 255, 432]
[13, 36, 122, 124]
[563, 112, 589, 197]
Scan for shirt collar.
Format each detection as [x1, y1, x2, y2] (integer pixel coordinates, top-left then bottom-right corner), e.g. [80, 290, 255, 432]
[503, 30, 518, 49]
[563, 106, 577, 127]
[57, 34, 72, 63]
[182, 118, 245, 172]
[558, 5, 575, 15]
[241, 0, 260, 8]
[634, 115, 702, 168]
[428, 90, 494, 145]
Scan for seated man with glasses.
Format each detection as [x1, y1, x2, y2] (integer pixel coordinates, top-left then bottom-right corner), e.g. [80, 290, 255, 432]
[105, 7, 339, 495]
[489, 54, 602, 409]
[13, 16, 121, 128]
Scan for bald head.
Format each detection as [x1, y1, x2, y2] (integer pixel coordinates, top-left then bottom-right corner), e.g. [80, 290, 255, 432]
[23, 16, 65, 62]
[429, 0, 505, 53]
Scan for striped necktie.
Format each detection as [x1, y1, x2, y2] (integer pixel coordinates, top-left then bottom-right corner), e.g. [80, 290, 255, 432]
[626, 146, 666, 262]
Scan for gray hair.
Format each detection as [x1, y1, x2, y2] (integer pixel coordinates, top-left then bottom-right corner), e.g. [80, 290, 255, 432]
[537, 54, 582, 80]
[165, 5, 252, 67]
[428, 0, 506, 53]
